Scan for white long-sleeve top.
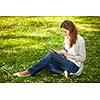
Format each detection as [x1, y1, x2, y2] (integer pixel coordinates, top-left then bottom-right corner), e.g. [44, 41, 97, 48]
[63, 34, 86, 68]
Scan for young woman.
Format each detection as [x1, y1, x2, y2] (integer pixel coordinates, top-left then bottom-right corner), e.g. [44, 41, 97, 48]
[14, 20, 86, 78]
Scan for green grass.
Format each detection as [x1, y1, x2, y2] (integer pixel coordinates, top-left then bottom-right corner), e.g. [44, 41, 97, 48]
[0, 16, 100, 83]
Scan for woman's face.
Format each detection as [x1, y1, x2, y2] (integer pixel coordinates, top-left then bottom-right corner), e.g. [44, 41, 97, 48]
[61, 28, 70, 36]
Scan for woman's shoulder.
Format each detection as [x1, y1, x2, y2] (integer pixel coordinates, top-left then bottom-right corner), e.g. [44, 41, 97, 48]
[77, 34, 85, 44]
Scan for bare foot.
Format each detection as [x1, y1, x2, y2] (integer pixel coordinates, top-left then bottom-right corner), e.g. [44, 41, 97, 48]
[13, 70, 30, 77]
[19, 70, 29, 75]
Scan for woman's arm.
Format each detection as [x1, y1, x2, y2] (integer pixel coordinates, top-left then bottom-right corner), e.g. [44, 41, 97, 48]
[74, 41, 86, 62]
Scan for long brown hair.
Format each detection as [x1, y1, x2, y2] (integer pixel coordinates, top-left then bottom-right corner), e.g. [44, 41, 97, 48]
[60, 20, 78, 48]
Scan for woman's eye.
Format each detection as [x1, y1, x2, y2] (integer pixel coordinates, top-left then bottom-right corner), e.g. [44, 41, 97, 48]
[64, 31, 67, 33]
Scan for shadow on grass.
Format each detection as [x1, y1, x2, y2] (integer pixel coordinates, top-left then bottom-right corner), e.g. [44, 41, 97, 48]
[75, 16, 100, 30]
[0, 35, 51, 49]
[0, 16, 59, 33]
[0, 24, 16, 31]
[0, 33, 50, 39]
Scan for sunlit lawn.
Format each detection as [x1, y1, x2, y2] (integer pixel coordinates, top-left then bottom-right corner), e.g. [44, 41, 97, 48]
[0, 16, 100, 83]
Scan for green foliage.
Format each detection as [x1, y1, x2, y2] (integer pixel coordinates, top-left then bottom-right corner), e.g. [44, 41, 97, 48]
[0, 16, 100, 83]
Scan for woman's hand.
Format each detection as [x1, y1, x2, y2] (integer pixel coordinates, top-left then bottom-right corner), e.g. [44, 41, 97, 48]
[58, 50, 66, 54]
[64, 52, 77, 60]
[50, 49, 58, 54]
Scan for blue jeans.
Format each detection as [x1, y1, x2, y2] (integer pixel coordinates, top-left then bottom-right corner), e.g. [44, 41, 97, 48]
[28, 52, 79, 76]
